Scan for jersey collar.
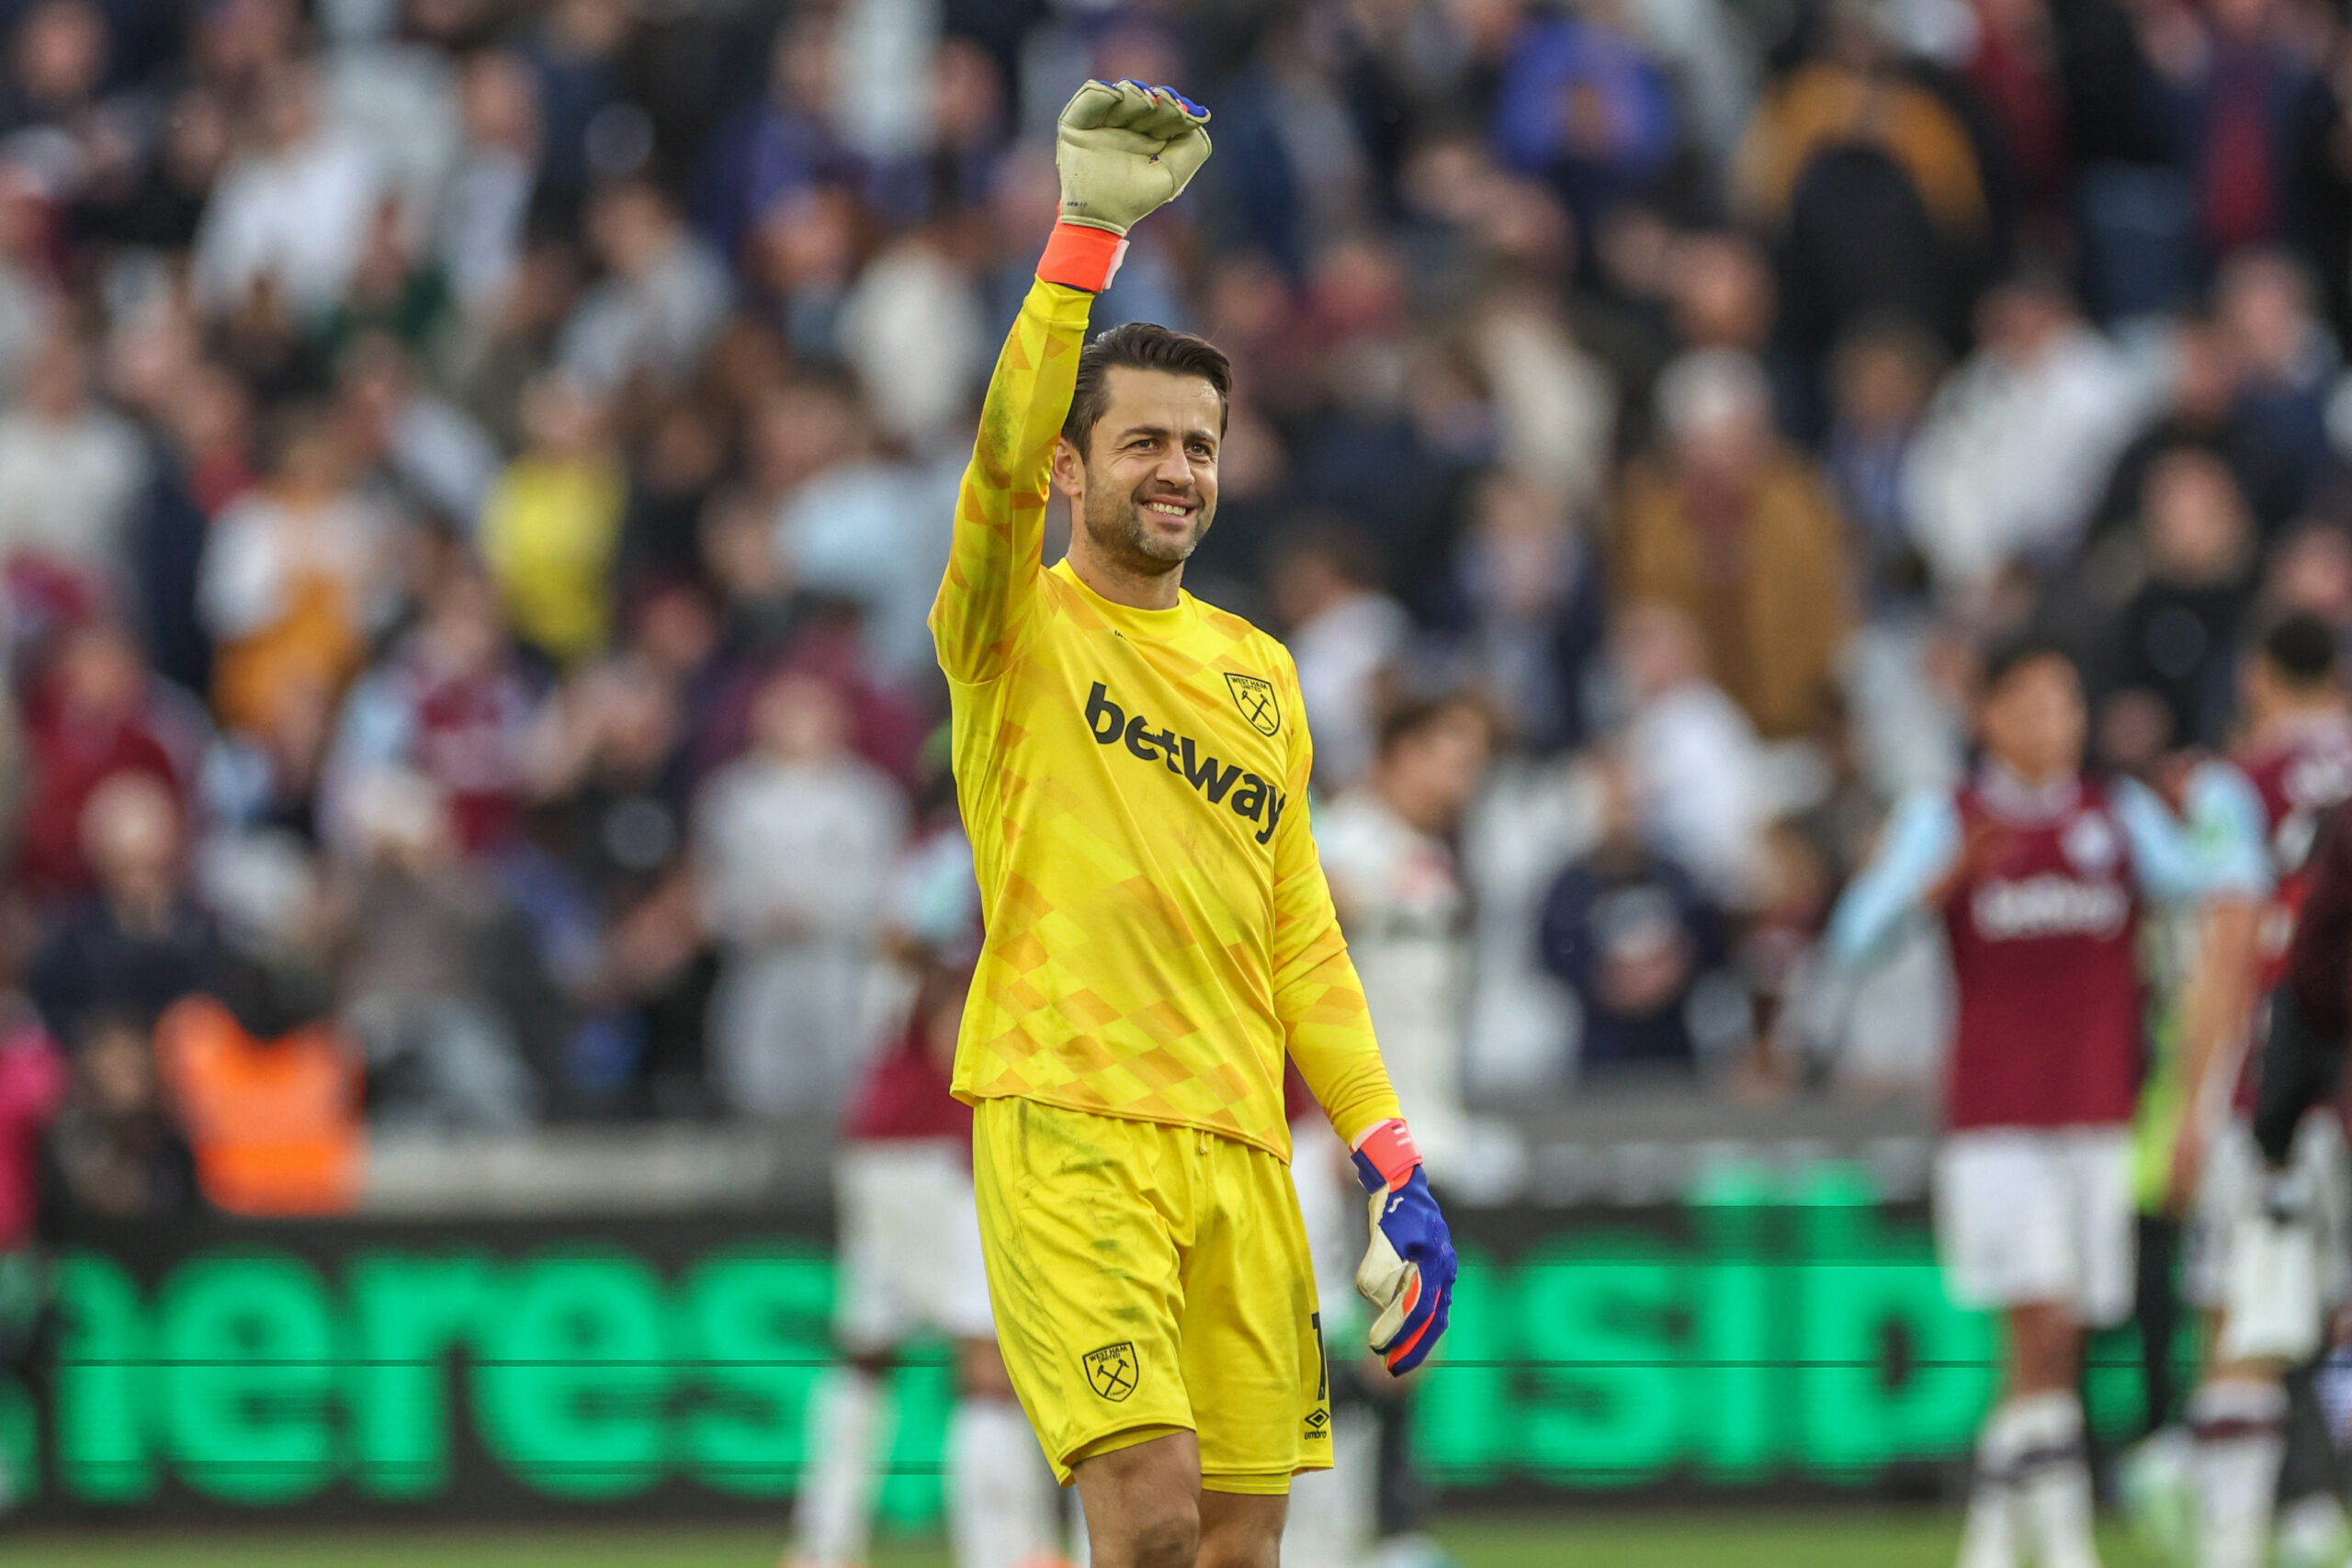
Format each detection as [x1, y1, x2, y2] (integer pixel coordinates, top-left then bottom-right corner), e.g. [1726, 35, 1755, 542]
[1977, 760, 2081, 823]
[1051, 558, 1200, 639]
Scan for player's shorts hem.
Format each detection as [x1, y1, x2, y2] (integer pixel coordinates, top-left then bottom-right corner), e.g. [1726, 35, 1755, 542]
[1053, 1422, 1194, 1484]
[1203, 1468, 1307, 1495]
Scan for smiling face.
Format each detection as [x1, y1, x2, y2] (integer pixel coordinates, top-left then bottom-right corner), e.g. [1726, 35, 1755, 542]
[1055, 366, 1222, 581]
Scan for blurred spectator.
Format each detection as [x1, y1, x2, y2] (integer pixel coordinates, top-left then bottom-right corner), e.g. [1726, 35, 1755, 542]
[1267, 520, 1409, 794]
[2215, 248, 2343, 497]
[1454, 472, 1608, 755]
[0, 1009, 62, 1247]
[2090, 313, 2301, 542]
[43, 1010, 198, 1222]
[559, 177, 731, 396]
[522, 655, 707, 1114]
[192, 61, 386, 321]
[2101, 448, 2258, 750]
[199, 403, 392, 739]
[153, 987, 362, 1215]
[1824, 316, 1942, 599]
[839, 231, 986, 454]
[1615, 347, 1854, 740]
[2143, 0, 2328, 264]
[1491, 4, 1677, 234]
[333, 334, 500, 528]
[16, 622, 181, 903]
[1903, 275, 2165, 592]
[479, 370, 624, 664]
[1320, 694, 1518, 1193]
[696, 670, 903, 1120]
[1736, 14, 1988, 363]
[28, 771, 214, 1043]
[1611, 600, 1772, 907]
[0, 327, 144, 598]
[330, 768, 543, 1130]
[1540, 751, 1733, 1080]
[326, 566, 536, 858]
[617, 400, 726, 593]
[438, 50, 541, 317]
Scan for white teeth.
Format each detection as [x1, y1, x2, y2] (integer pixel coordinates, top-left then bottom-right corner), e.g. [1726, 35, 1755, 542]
[1148, 502, 1188, 516]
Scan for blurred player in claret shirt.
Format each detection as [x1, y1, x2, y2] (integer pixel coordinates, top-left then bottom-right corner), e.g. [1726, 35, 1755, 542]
[788, 760, 1067, 1568]
[2132, 611, 2352, 1568]
[1830, 640, 2235, 1568]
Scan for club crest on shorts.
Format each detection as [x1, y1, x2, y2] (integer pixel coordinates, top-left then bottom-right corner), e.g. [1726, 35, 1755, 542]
[1224, 672, 1281, 737]
[1083, 1341, 1139, 1402]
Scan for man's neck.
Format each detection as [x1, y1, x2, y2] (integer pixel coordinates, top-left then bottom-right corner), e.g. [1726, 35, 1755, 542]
[1067, 536, 1184, 611]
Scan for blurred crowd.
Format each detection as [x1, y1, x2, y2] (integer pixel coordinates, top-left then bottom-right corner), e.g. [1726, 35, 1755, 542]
[0, 0, 2348, 1220]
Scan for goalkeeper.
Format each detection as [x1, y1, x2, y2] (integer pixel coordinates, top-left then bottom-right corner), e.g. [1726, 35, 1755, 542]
[929, 78, 1456, 1568]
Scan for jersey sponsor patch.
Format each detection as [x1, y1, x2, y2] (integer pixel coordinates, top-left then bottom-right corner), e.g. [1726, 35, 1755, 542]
[1083, 1340, 1139, 1403]
[1084, 681, 1289, 844]
[1224, 671, 1282, 736]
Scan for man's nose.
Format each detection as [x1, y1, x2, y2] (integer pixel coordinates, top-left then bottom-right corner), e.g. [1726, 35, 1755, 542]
[1151, 446, 1193, 487]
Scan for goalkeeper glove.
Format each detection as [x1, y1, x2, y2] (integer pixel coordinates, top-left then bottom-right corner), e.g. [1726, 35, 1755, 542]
[1037, 78, 1212, 295]
[1351, 1119, 1457, 1376]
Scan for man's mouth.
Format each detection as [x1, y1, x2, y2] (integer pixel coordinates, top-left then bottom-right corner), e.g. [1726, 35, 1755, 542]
[1143, 498, 1195, 520]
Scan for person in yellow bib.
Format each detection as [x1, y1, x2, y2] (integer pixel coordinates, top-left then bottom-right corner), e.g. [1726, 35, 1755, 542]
[927, 78, 1457, 1568]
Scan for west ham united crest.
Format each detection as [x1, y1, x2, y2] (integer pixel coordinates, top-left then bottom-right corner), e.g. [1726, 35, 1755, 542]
[1224, 672, 1281, 737]
[1083, 1341, 1139, 1402]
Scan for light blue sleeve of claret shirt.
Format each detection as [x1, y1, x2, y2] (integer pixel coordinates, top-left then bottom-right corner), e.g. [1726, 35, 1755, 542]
[2112, 773, 2266, 907]
[2177, 761, 2274, 903]
[1826, 789, 1960, 969]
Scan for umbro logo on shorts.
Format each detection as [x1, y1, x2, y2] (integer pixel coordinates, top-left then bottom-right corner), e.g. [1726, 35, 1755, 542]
[1303, 1407, 1329, 1441]
[1083, 1341, 1139, 1403]
[1084, 682, 1288, 843]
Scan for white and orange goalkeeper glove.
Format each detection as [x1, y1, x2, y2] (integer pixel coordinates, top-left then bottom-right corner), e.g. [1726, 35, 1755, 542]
[1036, 78, 1212, 295]
[1351, 1119, 1456, 1376]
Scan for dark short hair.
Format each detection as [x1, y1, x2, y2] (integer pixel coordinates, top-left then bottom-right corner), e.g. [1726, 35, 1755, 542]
[1376, 691, 1493, 759]
[1981, 634, 2076, 693]
[2262, 610, 2339, 687]
[1062, 321, 1233, 453]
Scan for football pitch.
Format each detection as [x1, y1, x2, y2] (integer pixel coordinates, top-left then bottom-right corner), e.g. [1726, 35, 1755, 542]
[0, 1512, 2169, 1567]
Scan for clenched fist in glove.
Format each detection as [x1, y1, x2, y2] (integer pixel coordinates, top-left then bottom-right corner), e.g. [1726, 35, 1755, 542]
[1036, 78, 1212, 294]
[1351, 1119, 1458, 1376]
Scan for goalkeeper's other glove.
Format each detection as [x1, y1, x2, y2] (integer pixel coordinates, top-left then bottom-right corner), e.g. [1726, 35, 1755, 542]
[1351, 1119, 1457, 1376]
[1037, 78, 1211, 295]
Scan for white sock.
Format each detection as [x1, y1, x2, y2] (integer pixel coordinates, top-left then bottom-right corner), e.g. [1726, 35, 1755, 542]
[792, 1367, 892, 1568]
[948, 1398, 1057, 1568]
[2004, 1392, 2100, 1568]
[2273, 1490, 2346, 1564]
[2189, 1377, 2289, 1568]
[1282, 1407, 1378, 1568]
[1959, 1402, 2024, 1568]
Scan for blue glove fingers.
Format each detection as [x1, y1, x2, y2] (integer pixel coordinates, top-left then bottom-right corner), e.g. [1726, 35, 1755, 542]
[1385, 1279, 1450, 1375]
[1114, 77, 1208, 121]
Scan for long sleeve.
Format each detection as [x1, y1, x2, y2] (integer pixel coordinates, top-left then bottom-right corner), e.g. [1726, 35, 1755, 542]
[928, 277, 1095, 685]
[1267, 652, 1401, 1146]
[1826, 789, 1961, 967]
[2113, 775, 2240, 905]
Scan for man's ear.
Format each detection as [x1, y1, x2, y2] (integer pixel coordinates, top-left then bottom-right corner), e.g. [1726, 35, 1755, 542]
[1049, 434, 1084, 501]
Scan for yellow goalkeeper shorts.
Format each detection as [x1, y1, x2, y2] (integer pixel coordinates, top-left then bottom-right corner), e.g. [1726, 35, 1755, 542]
[970, 1096, 1333, 1494]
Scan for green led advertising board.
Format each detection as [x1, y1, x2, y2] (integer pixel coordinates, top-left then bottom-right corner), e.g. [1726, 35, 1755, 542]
[4, 1163, 2174, 1522]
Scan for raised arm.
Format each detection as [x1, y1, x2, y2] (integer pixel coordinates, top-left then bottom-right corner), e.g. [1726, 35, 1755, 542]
[1826, 789, 1962, 968]
[929, 282, 1093, 683]
[928, 80, 1211, 685]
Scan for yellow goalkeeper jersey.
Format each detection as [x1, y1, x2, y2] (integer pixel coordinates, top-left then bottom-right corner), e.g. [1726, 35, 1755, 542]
[930, 278, 1401, 1160]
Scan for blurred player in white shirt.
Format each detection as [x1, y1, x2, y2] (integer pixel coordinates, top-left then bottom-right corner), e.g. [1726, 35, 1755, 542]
[1289, 694, 1498, 1568]
[789, 794, 1066, 1568]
